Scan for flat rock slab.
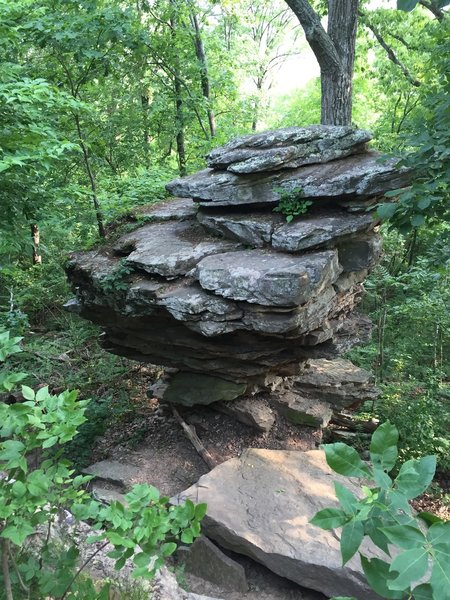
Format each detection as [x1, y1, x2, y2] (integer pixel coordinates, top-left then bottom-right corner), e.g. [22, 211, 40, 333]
[272, 211, 375, 252]
[113, 221, 240, 278]
[215, 396, 276, 433]
[195, 249, 341, 307]
[132, 197, 197, 221]
[197, 210, 280, 248]
[166, 152, 411, 207]
[272, 392, 333, 428]
[295, 358, 379, 409]
[83, 460, 141, 489]
[206, 125, 371, 173]
[177, 449, 383, 599]
[163, 372, 248, 406]
[178, 536, 248, 593]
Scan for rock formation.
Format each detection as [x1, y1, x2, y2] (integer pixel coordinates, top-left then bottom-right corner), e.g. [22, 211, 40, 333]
[66, 125, 409, 422]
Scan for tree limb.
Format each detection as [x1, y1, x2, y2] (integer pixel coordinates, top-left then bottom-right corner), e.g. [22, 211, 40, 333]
[284, 0, 342, 75]
[362, 16, 421, 87]
[419, 0, 445, 20]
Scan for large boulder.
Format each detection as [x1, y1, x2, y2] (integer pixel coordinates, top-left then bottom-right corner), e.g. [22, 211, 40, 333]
[176, 449, 383, 599]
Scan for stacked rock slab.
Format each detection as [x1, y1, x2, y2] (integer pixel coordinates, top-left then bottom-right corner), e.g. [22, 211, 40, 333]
[66, 125, 409, 413]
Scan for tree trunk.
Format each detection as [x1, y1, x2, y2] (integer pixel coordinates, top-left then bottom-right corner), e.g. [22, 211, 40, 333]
[74, 114, 106, 238]
[285, 0, 359, 126]
[189, 9, 216, 138]
[31, 223, 42, 265]
[170, 5, 187, 177]
[322, 0, 358, 125]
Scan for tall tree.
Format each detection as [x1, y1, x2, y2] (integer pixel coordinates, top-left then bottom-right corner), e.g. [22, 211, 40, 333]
[284, 0, 359, 126]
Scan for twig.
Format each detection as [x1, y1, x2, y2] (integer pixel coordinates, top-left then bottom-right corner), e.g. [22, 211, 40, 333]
[171, 407, 217, 470]
[60, 541, 110, 600]
[10, 547, 29, 595]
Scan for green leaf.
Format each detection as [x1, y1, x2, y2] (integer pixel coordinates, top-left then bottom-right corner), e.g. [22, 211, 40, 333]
[380, 525, 426, 550]
[430, 546, 450, 600]
[360, 556, 404, 599]
[340, 520, 364, 565]
[412, 583, 434, 600]
[323, 443, 371, 478]
[377, 202, 397, 219]
[194, 503, 207, 520]
[161, 542, 177, 557]
[334, 482, 358, 515]
[310, 508, 348, 530]
[411, 214, 425, 227]
[106, 532, 135, 548]
[1, 522, 35, 546]
[395, 456, 436, 499]
[388, 547, 429, 591]
[21, 385, 35, 400]
[428, 521, 450, 546]
[11, 480, 27, 497]
[42, 435, 59, 448]
[417, 512, 442, 527]
[369, 421, 398, 472]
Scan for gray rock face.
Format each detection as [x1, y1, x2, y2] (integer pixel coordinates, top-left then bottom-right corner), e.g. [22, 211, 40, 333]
[197, 210, 278, 247]
[114, 221, 240, 278]
[272, 392, 333, 428]
[177, 449, 384, 599]
[67, 126, 404, 409]
[162, 372, 248, 406]
[166, 152, 411, 207]
[295, 358, 379, 410]
[206, 125, 371, 173]
[195, 249, 341, 307]
[83, 460, 141, 489]
[215, 396, 276, 433]
[178, 537, 248, 593]
[131, 197, 197, 222]
[272, 210, 375, 252]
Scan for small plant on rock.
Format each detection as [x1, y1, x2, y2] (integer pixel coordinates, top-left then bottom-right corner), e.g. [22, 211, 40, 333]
[273, 186, 312, 223]
[311, 421, 450, 600]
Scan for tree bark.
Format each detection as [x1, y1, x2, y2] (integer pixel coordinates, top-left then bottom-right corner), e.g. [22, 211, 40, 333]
[189, 8, 216, 138]
[74, 113, 106, 238]
[284, 0, 359, 126]
[170, 6, 187, 176]
[31, 223, 42, 265]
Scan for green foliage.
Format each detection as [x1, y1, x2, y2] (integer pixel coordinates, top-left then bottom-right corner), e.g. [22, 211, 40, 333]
[98, 259, 134, 293]
[312, 422, 450, 600]
[273, 187, 312, 223]
[0, 332, 205, 597]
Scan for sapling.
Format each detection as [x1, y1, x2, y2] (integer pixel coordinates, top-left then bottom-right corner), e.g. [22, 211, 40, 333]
[311, 421, 450, 600]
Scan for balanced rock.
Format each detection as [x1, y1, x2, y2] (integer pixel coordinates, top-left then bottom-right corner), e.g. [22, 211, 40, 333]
[176, 449, 383, 599]
[206, 125, 372, 173]
[66, 125, 408, 409]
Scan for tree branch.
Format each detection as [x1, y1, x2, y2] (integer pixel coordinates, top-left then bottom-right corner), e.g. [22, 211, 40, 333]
[284, 0, 342, 75]
[419, 0, 445, 20]
[361, 16, 421, 87]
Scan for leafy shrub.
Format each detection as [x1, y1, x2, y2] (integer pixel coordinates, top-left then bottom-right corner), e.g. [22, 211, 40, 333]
[375, 384, 450, 472]
[0, 332, 205, 598]
[311, 422, 450, 600]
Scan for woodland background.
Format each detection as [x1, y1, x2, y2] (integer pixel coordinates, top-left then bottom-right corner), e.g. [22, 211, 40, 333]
[1, 0, 449, 473]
